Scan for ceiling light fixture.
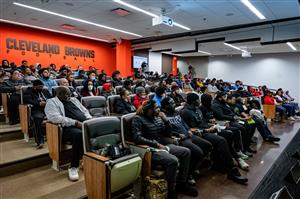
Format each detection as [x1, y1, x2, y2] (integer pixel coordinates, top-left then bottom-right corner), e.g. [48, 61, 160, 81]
[13, 2, 142, 37]
[241, 0, 266, 20]
[286, 42, 297, 51]
[198, 50, 211, 55]
[113, 0, 191, 30]
[0, 19, 109, 42]
[224, 43, 247, 53]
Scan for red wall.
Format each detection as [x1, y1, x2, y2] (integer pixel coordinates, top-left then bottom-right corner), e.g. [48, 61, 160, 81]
[116, 40, 132, 77]
[0, 22, 116, 74]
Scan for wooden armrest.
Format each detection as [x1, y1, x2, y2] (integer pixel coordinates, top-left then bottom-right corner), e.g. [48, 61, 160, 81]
[125, 141, 149, 149]
[84, 152, 110, 162]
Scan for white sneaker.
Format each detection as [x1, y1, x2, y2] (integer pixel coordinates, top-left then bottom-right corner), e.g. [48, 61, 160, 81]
[288, 116, 296, 121]
[237, 158, 249, 171]
[68, 167, 79, 181]
[294, 116, 300, 120]
[237, 151, 249, 160]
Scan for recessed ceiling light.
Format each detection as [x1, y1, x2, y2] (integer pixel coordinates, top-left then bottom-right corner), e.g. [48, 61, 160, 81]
[0, 19, 109, 42]
[198, 50, 211, 55]
[13, 2, 142, 37]
[286, 42, 297, 51]
[241, 0, 266, 20]
[113, 0, 191, 31]
[224, 42, 247, 53]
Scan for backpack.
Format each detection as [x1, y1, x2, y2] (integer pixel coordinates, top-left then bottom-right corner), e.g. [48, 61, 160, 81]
[144, 176, 168, 199]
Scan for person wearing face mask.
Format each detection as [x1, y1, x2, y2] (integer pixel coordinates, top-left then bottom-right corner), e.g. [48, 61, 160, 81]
[160, 97, 212, 185]
[0, 69, 31, 124]
[169, 85, 185, 107]
[153, 86, 166, 108]
[133, 86, 148, 109]
[181, 93, 248, 184]
[86, 71, 99, 88]
[81, 80, 97, 97]
[132, 100, 198, 199]
[114, 88, 136, 114]
[38, 68, 57, 95]
[24, 80, 51, 148]
[45, 86, 92, 181]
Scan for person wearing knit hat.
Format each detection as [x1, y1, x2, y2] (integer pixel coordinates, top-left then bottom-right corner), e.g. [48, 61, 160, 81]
[133, 86, 148, 109]
[24, 79, 51, 148]
[101, 82, 113, 99]
[181, 92, 249, 184]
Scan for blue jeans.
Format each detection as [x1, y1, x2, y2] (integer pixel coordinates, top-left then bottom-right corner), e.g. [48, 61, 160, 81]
[282, 104, 295, 116]
[276, 106, 286, 117]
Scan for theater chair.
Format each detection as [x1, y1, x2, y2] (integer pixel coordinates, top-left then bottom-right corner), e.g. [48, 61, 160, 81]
[45, 122, 72, 171]
[81, 96, 108, 117]
[114, 85, 123, 95]
[74, 79, 84, 86]
[97, 86, 103, 96]
[263, 104, 276, 121]
[1, 92, 10, 123]
[83, 117, 142, 199]
[76, 86, 84, 94]
[107, 95, 121, 116]
[19, 86, 32, 142]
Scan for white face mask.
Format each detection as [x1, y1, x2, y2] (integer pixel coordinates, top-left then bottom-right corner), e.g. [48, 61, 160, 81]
[88, 85, 93, 91]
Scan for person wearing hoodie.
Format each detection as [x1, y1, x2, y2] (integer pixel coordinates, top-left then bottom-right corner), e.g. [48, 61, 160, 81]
[181, 93, 248, 184]
[133, 86, 148, 109]
[38, 68, 57, 95]
[153, 86, 166, 108]
[101, 83, 113, 99]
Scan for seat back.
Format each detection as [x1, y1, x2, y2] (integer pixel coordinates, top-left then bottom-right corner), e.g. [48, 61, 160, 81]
[76, 86, 84, 94]
[114, 85, 123, 95]
[97, 86, 103, 95]
[81, 96, 108, 117]
[20, 86, 31, 104]
[121, 113, 136, 145]
[145, 85, 151, 94]
[148, 92, 155, 99]
[179, 92, 187, 100]
[107, 95, 121, 115]
[75, 79, 84, 86]
[263, 104, 276, 119]
[82, 117, 121, 153]
[175, 106, 184, 112]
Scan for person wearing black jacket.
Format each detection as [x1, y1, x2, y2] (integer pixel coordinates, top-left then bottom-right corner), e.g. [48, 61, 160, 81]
[0, 69, 31, 124]
[161, 97, 212, 184]
[24, 80, 51, 148]
[181, 93, 248, 184]
[131, 100, 198, 199]
[114, 88, 136, 114]
[211, 92, 255, 156]
[111, 70, 122, 87]
[200, 94, 250, 170]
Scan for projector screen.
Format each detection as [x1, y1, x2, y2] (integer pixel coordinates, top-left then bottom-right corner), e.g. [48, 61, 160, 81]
[133, 56, 147, 69]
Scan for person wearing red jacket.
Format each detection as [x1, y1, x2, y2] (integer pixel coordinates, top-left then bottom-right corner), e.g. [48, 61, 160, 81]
[264, 90, 287, 119]
[133, 86, 148, 109]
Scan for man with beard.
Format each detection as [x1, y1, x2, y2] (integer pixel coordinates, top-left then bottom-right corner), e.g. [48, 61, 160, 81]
[24, 79, 51, 148]
[160, 97, 212, 185]
[38, 68, 57, 95]
[45, 86, 92, 181]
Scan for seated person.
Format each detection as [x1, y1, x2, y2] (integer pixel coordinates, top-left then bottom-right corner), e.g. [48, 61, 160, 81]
[45, 86, 92, 181]
[207, 79, 219, 93]
[123, 79, 133, 95]
[153, 86, 166, 108]
[212, 92, 255, 157]
[24, 80, 51, 148]
[0, 69, 31, 124]
[66, 73, 77, 88]
[101, 83, 113, 99]
[132, 86, 148, 109]
[23, 67, 37, 82]
[160, 97, 212, 184]
[131, 100, 198, 198]
[38, 68, 57, 95]
[111, 70, 122, 87]
[275, 90, 298, 120]
[181, 93, 248, 183]
[200, 94, 249, 170]
[81, 80, 97, 97]
[169, 85, 185, 107]
[98, 73, 107, 86]
[264, 90, 287, 120]
[114, 88, 136, 114]
[58, 78, 81, 100]
[249, 100, 280, 142]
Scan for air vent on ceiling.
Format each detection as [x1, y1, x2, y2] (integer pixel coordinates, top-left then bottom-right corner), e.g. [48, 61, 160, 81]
[61, 24, 76, 30]
[111, 8, 131, 17]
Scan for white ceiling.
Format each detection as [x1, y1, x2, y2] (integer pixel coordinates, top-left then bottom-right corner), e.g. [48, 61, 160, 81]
[176, 40, 300, 57]
[1, 0, 300, 42]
